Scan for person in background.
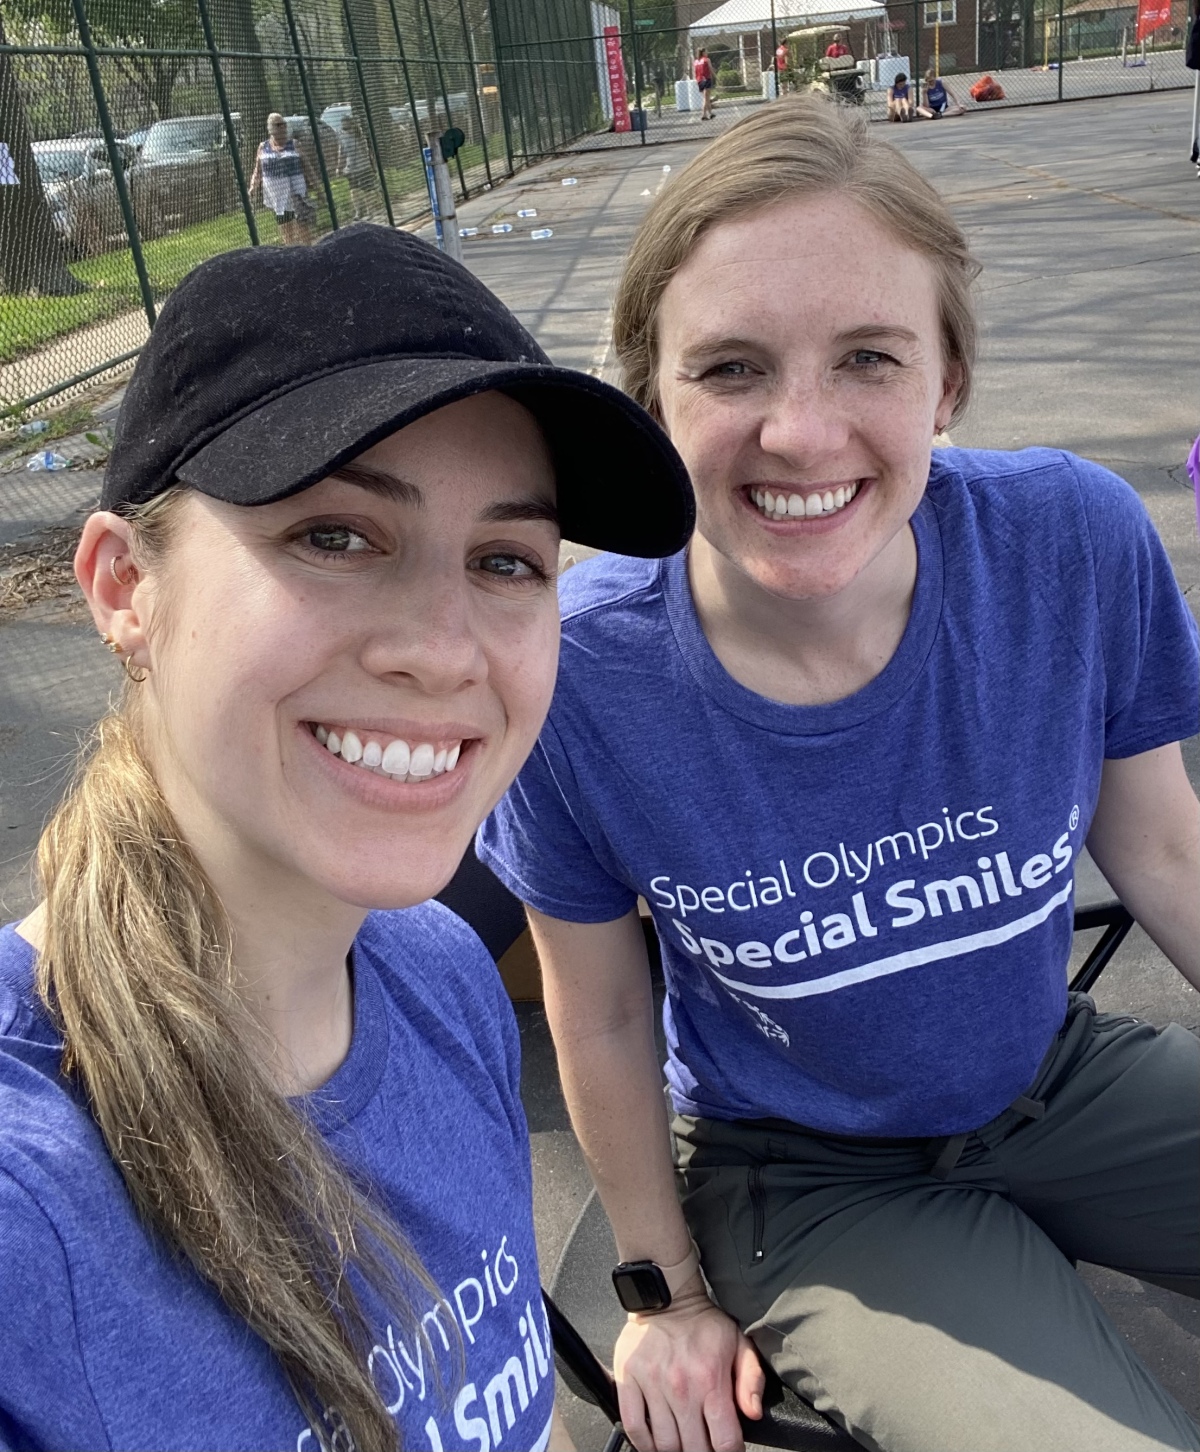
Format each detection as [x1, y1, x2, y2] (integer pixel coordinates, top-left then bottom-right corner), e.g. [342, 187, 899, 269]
[694, 49, 716, 120]
[337, 113, 374, 221]
[774, 40, 791, 91]
[887, 70, 914, 120]
[479, 97, 1200, 1452]
[825, 31, 852, 57]
[918, 69, 966, 117]
[249, 112, 317, 245]
[0, 226, 693, 1452]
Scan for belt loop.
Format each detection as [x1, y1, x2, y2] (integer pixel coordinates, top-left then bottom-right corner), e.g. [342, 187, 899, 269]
[1010, 1094, 1046, 1120]
[928, 1133, 969, 1180]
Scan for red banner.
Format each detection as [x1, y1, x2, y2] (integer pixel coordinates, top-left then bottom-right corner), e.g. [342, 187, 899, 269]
[1135, 0, 1171, 42]
[603, 25, 630, 133]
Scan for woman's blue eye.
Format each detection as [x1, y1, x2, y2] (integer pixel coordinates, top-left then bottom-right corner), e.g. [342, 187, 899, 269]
[709, 360, 750, 377]
[852, 350, 889, 368]
[476, 553, 538, 579]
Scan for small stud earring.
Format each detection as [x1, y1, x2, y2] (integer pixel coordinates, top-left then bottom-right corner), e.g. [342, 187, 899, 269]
[100, 633, 122, 654]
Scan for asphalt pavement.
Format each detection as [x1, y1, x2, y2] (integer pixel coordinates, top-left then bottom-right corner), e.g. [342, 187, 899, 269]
[0, 88, 1197, 1446]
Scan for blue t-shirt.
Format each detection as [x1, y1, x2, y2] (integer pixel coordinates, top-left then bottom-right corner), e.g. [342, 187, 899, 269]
[927, 77, 948, 110]
[0, 906, 554, 1452]
[479, 449, 1199, 1138]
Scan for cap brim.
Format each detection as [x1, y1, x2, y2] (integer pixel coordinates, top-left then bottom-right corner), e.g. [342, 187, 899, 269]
[174, 357, 693, 558]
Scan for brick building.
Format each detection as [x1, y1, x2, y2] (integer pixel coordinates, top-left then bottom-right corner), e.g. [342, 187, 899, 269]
[879, 0, 981, 75]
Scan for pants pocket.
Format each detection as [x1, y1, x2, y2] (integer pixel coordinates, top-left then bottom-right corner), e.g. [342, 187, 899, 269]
[749, 1163, 767, 1264]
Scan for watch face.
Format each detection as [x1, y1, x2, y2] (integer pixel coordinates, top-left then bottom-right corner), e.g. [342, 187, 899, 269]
[612, 1261, 670, 1313]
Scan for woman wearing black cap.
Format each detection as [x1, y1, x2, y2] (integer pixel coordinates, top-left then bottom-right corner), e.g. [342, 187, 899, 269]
[0, 226, 692, 1452]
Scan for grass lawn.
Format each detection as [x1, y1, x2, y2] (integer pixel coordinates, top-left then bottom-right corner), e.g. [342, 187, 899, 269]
[0, 140, 507, 376]
[0, 210, 272, 369]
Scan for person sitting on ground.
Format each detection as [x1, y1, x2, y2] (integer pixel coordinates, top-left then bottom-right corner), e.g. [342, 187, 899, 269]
[694, 49, 716, 120]
[479, 96, 1200, 1452]
[918, 69, 966, 117]
[887, 70, 914, 120]
[249, 112, 318, 245]
[0, 226, 692, 1452]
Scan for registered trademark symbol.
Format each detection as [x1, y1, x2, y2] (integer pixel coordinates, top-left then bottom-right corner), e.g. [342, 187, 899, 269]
[1069, 805, 1080, 831]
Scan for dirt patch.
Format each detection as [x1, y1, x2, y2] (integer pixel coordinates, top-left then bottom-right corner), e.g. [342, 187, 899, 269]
[0, 524, 88, 622]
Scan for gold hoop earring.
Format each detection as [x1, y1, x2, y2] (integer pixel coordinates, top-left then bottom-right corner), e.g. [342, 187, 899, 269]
[99, 632, 122, 655]
[121, 656, 149, 684]
[110, 556, 136, 587]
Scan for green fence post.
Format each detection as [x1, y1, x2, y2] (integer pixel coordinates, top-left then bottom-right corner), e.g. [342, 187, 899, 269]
[457, 0, 494, 187]
[419, 0, 467, 194]
[382, 0, 426, 187]
[505, 3, 539, 160]
[490, 30, 519, 174]
[627, 0, 646, 143]
[68, 0, 156, 327]
[1057, 0, 1064, 98]
[341, 0, 397, 226]
[525, 0, 555, 154]
[280, 0, 340, 227]
[195, 0, 259, 245]
[914, 0, 922, 102]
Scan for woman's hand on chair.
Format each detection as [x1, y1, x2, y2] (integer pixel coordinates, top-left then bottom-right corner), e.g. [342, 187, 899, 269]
[613, 1280, 765, 1452]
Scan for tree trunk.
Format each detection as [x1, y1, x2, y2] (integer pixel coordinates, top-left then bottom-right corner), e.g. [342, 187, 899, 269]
[344, 0, 403, 157]
[216, 0, 273, 143]
[0, 14, 86, 296]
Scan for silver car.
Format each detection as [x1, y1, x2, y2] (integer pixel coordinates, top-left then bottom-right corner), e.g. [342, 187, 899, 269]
[31, 137, 141, 257]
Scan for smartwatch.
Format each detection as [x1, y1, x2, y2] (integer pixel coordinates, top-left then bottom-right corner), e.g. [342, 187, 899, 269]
[612, 1243, 700, 1313]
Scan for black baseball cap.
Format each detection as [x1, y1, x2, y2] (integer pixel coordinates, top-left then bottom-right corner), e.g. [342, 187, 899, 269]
[102, 225, 694, 557]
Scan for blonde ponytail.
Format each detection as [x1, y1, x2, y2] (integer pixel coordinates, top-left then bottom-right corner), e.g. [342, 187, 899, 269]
[34, 497, 456, 1450]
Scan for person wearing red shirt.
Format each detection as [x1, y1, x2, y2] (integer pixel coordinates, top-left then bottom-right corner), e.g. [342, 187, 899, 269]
[825, 33, 851, 57]
[693, 49, 716, 119]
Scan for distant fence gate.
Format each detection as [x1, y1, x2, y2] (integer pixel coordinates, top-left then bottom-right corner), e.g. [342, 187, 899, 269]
[0, 0, 1193, 418]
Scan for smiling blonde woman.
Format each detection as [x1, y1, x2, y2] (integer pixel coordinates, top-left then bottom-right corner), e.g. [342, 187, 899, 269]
[0, 225, 692, 1451]
[480, 98, 1200, 1452]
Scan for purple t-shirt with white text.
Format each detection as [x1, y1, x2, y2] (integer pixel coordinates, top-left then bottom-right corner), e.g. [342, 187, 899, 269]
[0, 905, 554, 1451]
[480, 449, 1199, 1137]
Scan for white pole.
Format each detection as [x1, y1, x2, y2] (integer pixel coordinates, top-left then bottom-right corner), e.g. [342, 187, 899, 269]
[428, 137, 463, 264]
[1191, 69, 1200, 163]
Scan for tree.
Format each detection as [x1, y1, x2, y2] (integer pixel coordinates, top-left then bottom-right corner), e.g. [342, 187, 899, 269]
[10, 0, 202, 122]
[213, 0, 272, 140]
[0, 10, 85, 295]
[88, 0, 204, 121]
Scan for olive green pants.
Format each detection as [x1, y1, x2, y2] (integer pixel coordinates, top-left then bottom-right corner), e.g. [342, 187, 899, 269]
[673, 995, 1200, 1452]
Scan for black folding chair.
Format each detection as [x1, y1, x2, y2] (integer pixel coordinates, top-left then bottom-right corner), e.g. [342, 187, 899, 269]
[437, 850, 1135, 1450]
[541, 895, 1134, 1452]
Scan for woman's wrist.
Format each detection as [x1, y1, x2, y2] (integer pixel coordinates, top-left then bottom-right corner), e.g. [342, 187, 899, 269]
[626, 1268, 713, 1321]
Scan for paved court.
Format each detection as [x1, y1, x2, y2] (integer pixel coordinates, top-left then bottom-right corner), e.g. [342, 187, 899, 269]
[0, 86, 1197, 1446]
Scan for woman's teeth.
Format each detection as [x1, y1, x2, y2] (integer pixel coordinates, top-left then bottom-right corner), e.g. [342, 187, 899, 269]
[312, 724, 463, 783]
[750, 481, 859, 520]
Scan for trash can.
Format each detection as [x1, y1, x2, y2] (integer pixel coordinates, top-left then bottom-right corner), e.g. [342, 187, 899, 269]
[630, 107, 647, 132]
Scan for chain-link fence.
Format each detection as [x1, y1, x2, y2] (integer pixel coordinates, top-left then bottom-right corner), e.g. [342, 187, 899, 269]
[1, 0, 1194, 421]
[537, 1, 1192, 156]
[0, 0, 601, 419]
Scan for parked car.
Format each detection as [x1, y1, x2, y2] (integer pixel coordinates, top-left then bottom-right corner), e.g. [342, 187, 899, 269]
[129, 114, 242, 232]
[31, 136, 142, 257]
[321, 95, 473, 153]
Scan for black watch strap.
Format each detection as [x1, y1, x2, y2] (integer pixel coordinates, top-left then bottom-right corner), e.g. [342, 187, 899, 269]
[612, 1243, 701, 1313]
